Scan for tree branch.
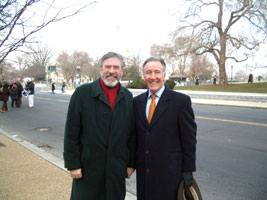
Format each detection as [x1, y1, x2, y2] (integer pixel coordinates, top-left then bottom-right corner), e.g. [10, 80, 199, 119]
[0, 0, 97, 64]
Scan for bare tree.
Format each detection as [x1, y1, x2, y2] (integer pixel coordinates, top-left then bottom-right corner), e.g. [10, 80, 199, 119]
[83, 59, 99, 82]
[56, 52, 73, 84]
[0, 0, 97, 65]
[56, 51, 97, 85]
[0, 60, 17, 81]
[234, 69, 248, 81]
[151, 35, 193, 75]
[173, 0, 267, 84]
[71, 51, 92, 81]
[23, 45, 52, 81]
[123, 55, 142, 80]
[187, 54, 216, 81]
[14, 56, 27, 80]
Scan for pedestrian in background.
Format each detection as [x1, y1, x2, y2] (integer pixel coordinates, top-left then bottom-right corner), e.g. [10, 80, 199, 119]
[25, 79, 35, 108]
[16, 81, 24, 107]
[64, 52, 136, 200]
[248, 73, 253, 83]
[134, 57, 197, 200]
[52, 82, 56, 94]
[10, 82, 19, 108]
[61, 82, 66, 93]
[0, 82, 10, 112]
[195, 77, 200, 85]
[213, 75, 217, 85]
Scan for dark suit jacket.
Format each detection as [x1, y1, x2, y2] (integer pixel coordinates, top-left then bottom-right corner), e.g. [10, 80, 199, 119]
[134, 86, 197, 200]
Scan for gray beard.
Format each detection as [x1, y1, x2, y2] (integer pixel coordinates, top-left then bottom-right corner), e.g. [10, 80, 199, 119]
[100, 71, 119, 88]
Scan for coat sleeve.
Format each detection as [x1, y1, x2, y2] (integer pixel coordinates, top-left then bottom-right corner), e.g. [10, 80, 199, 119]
[178, 95, 197, 172]
[63, 89, 83, 170]
[127, 108, 136, 168]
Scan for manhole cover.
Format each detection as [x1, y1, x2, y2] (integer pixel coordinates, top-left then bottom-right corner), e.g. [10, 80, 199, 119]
[34, 127, 51, 132]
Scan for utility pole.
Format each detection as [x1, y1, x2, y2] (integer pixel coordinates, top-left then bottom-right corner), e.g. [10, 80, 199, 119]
[231, 66, 233, 84]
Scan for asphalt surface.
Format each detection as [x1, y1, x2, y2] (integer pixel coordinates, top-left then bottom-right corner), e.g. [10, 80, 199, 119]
[1, 88, 267, 200]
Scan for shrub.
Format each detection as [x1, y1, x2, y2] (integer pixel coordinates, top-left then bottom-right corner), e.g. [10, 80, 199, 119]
[165, 79, 175, 89]
[126, 80, 147, 89]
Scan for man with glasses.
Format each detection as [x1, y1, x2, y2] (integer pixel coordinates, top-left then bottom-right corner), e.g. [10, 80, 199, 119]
[64, 52, 136, 200]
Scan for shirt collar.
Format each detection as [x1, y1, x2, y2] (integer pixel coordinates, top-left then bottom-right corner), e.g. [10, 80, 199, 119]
[148, 85, 165, 99]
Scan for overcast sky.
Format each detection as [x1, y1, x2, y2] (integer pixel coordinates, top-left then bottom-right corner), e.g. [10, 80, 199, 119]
[39, 0, 180, 61]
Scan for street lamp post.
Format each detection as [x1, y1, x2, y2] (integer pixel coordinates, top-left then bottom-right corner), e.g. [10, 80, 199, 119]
[47, 66, 51, 84]
[231, 65, 233, 84]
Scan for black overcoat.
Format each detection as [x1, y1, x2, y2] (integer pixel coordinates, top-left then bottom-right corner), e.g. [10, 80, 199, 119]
[0, 84, 10, 101]
[25, 81, 34, 94]
[64, 79, 135, 200]
[133, 87, 197, 200]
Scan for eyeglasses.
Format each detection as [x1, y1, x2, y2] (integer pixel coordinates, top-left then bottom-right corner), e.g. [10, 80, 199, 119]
[103, 65, 121, 70]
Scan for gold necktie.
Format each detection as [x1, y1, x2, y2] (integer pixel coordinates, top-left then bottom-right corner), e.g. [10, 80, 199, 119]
[148, 94, 156, 124]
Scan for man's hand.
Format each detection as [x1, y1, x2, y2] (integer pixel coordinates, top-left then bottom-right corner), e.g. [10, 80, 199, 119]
[182, 172, 193, 190]
[70, 168, 82, 179]
[182, 172, 194, 199]
[127, 168, 135, 178]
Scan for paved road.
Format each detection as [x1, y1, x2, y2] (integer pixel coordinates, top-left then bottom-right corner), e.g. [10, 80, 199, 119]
[194, 105, 267, 200]
[1, 90, 267, 199]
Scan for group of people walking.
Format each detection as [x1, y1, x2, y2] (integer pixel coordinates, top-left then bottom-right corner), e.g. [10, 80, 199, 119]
[51, 82, 66, 94]
[0, 79, 35, 112]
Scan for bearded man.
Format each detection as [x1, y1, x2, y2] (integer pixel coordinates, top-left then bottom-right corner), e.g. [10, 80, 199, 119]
[64, 52, 136, 200]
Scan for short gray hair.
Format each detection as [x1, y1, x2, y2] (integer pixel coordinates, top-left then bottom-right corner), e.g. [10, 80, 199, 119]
[142, 57, 166, 73]
[100, 52, 125, 68]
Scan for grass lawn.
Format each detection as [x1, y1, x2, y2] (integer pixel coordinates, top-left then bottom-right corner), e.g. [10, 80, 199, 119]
[174, 82, 267, 93]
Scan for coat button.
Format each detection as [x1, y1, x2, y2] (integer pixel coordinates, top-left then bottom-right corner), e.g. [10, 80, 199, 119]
[145, 150, 150, 154]
[146, 169, 150, 173]
[146, 132, 150, 136]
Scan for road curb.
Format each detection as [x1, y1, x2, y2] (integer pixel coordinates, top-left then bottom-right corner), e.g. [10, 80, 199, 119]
[0, 128, 66, 171]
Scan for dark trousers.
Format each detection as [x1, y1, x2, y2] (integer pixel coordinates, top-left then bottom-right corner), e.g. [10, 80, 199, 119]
[11, 99, 18, 107]
[1, 101, 8, 111]
[17, 96, 22, 107]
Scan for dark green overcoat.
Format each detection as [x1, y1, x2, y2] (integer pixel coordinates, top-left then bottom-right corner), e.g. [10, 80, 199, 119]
[64, 79, 136, 200]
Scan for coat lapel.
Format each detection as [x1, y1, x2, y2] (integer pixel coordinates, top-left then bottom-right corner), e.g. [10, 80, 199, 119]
[114, 85, 125, 109]
[92, 79, 110, 108]
[137, 91, 149, 128]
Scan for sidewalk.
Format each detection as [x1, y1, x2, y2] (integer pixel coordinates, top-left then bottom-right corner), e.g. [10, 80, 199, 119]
[0, 131, 136, 200]
[191, 98, 267, 109]
[0, 132, 72, 200]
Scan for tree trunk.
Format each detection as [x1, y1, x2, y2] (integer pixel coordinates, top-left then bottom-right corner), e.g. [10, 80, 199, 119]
[219, 33, 228, 85]
[219, 61, 227, 85]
